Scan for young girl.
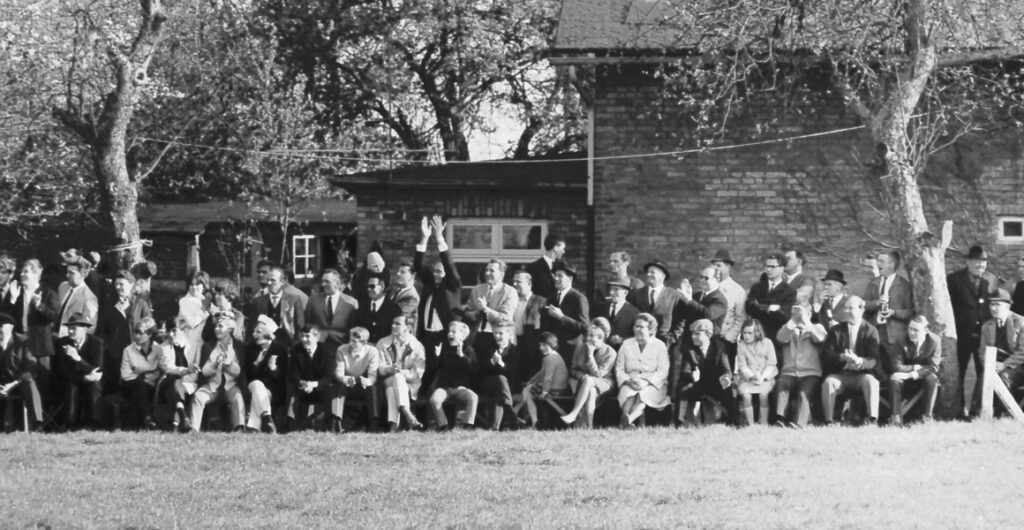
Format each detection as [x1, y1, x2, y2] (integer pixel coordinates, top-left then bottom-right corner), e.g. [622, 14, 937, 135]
[735, 318, 778, 425]
[518, 332, 568, 428]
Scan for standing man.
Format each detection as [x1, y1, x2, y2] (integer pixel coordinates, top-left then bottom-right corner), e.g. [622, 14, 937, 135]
[0, 255, 16, 312]
[252, 265, 306, 342]
[95, 270, 152, 398]
[888, 315, 942, 425]
[511, 270, 546, 383]
[526, 234, 565, 300]
[389, 261, 420, 330]
[864, 250, 913, 347]
[677, 266, 728, 336]
[0, 313, 43, 431]
[602, 251, 645, 298]
[464, 259, 518, 354]
[355, 272, 403, 344]
[56, 255, 99, 337]
[746, 252, 797, 357]
[820, 296, 883, 425]
[710, 249, 748, 351]
[540, 262, 590, 367]
[594, 280, 640, 350]
[847, 252, 880, 300]
[414, 215, 462, 397]
[627, 259, 685, 347]
[813, 269, 850, 330]
[947, 245, 998, 417]
[305, 268, 358, 352]
[978, 289, 1024, 406]
[783, 248, 816, 304]
[10, 259, 59, 394]
[1011, 256, 1024, 316]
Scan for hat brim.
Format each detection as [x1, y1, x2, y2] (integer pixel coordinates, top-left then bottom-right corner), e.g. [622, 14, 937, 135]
[64, 322, 93, 328]
[643, 263, 670, 280]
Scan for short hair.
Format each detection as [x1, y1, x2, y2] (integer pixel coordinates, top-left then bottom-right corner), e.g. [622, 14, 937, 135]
[393, 314, 415, 327]
[634, 312, 658, 332]
[256, 259, 276, 270]
[214, 312, 237, 330]
[488, 259, 508, 274]
[864, 252, 877, 260]
[765, 252, 786, 266]
[846, 295, 865, 309]
[366, 271, 389, 286]
[21, 259, 42, 274]
[690, 318, 714, 335]
[785, 249, 806, 267]
[211, 279, 239, 303]
[298, 324, 320, 335]
[701, 266, 720, 281]
[543, 234, 564, 252]
[740, 318, 765, 342]
[0, 255, 15, 273]
[321, 268, 345, 286]
[909, 314, 929, 327]
[883, 249, 902, 268]
[350, 327, 369, 341]
[396, 261, 414, 274]
[114, 269, 135, 283]
[448, 321, 470, 338]
[187, 270, 210, 290]
[612, 251, 631, 263]
[589, 317, 611, 339]
[514, 270, 532, 283]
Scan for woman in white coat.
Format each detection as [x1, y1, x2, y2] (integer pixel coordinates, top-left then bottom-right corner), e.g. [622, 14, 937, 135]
[615, 312, 670, 427]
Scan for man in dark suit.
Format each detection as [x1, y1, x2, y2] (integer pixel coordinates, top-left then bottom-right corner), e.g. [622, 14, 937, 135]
[54, 312, 105, 428]
[820, 296, 883, 424]
[594, 279, 639, 350]
[627, 259, 685, 347]
[677, 266, 729, 336]
[1011, 256, 1024, 316]
[414, 215, 462, 396]
[9, 259, 59, 396]
[0, 312, 43, 431]
[355, 272, 403, 344]
[251, 265, 306, 341]
[95, 270, 152, 397]
[676, 319, 737, 426]
[887, 315, 943, 425]
[864, 250, 914, 346]
[813, 269, 849, 330]
[525, 234, 565, 300]
[947, 245, 999, 416]
[540, 262, 589, 367]
[0, 255, 16, 311]
[286, 325, 342, 432]
[305, 268, 358, 353]
[746, 252, 797, 359]
[978, 289, 1024, 403]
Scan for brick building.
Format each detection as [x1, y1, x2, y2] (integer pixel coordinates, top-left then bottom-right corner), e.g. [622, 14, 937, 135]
[551, 0, 1024, 290]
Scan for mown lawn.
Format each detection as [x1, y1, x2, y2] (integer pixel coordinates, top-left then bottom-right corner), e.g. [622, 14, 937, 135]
[2, 421, 1020, 529]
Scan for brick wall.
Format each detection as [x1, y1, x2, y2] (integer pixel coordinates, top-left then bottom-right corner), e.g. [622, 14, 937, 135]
[592, 66, 1024, 290]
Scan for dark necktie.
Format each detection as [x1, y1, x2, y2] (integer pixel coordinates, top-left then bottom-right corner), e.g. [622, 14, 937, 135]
[609, 303, 617, 320]
[648, 289, 655, 307]
[59, 286, 75, 322]
[326, 295, 334, 323]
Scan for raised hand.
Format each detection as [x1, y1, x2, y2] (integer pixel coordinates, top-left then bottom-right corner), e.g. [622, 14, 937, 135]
[429, 215, 446, 241]
[420, 216, 431, 241]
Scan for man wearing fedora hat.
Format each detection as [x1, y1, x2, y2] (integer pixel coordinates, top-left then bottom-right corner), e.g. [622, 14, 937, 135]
[541, 262, 590, 366]
[813, 269, 850, 330]
[595, 279, 640, 350]
[977, 289, 1024, 410]
[947, 244, 999, 416]
[54, 312, 105, 428]
[627, 259, 685, 347]
[710, 249, 748, 347]
[56, 254, 99, 338]
[0, 312, 43, 431]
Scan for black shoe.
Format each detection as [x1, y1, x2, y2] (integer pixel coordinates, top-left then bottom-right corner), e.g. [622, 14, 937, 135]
[260, 414, 277, 434]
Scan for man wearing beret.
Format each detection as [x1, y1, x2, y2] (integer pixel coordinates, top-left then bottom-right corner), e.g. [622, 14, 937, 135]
[0, 312, 43, 431]
[54, 312, 105, 428]
[947, 245, 999, 416]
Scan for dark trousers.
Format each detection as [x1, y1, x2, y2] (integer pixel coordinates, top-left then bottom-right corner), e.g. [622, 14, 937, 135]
[774, 375, 821, 427]
[890, 373, 939, 419]
[337, 383, 380, 429]
[162, 375, 190, 408]
[1, 376, 43, 429]
[477, 375, 514, 430]
[288, 385, 343, 429]
[957, 332, 982, 413]
[122, 377, 156, 428]
[65, 379, 104, 427]
[419, 330, 446, 398]
[677, 381, 739, 424]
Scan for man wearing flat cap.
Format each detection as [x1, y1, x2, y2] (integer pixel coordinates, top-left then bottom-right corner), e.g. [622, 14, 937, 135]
[54, 312, 105, 428]
[947, 245, 999, 416]
[0, 312, 43, 431]
[978, 289, 1024, 409]
[594, 279, 639, 350]
[627, 259, 685, 347]
[540, 262, 590, 366]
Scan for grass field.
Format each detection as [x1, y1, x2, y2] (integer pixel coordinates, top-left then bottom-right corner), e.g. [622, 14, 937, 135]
[2, 421, 1021, 529]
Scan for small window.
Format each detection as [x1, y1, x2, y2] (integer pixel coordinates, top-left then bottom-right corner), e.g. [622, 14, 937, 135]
[445, 219, 549, 263]
[998, 217, 1024, 243]
[292, 235, 317, 279]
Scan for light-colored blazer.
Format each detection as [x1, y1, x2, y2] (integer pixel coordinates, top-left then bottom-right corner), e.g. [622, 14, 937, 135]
[56, 282, 99, 335]
[305, 292, 358, 348]
[864, 274, 913, 344]
[465, 282, 519, 330]
[197, 339, 245, 393]
[376, 334, 426, 396]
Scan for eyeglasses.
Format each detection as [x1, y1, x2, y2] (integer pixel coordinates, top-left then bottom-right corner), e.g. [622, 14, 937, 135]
[132, 329, 148, 335]
[764, 264, 782, 269]
[699, 275, 713, 280]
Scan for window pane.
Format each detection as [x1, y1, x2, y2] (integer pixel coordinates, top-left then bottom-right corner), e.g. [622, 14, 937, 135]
[502, 225, 542, 250]
[452, 225, 492, 250]
[1004, 221, 1023, 238]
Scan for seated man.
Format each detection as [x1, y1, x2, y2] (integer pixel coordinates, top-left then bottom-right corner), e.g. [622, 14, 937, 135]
[821, 296, 883, 425]
[979, 289, 1024, 408]
[0, 312, 42, 431]
[888, 315, 942, 425]
[774, 303, 826, 428]
[428, 321, 479, 430]
[676, 319, 737, 426]
[376, 315, 425, 431]
[334, 327, 381, 432]
[287, 325, 341, 432]
[245, 315, 290, 433]
[474, 324, 520, 430]
[189, 314, 246, 432]
[54, 312, 105, 428]
[159, 317, 202, 431]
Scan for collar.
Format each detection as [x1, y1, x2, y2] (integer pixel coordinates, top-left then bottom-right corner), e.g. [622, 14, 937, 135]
[542, 256, 554, 268]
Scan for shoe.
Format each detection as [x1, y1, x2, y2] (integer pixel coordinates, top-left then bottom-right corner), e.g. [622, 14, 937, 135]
[785, 421, 802, 430]
[408, 419, 424, 431]
[260, 414, 277, 434]
[388, 422, 399, 433]
[232, 425, 246, 433]
[144, 416, 158, 430]
[888, 415, 903, 427]
[559, 413, 577, 425]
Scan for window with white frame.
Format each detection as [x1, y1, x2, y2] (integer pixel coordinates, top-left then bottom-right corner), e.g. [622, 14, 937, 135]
[445, 219, 548, 262]
[998, 216, 1024, 243]
[292, 235, 317, 278]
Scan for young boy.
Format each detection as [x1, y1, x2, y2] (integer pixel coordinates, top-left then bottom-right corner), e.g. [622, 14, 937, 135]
[518, 332, 569, 427]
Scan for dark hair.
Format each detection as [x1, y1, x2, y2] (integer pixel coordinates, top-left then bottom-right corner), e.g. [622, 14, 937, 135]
[186, 270, 210, 290]
[396, 261, 414, 274]
[256, 259, 276, 270]
[765, 252, 786, 266]
[884, 249, 902, 268]
[543, 234, 564, 252]
[740, 318, 765, 342]
[366, 271, 389, 287]
[211, 279, 239, 303]
[785, 249, 806, 267]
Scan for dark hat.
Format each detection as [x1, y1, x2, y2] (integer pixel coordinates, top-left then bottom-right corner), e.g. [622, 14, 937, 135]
[643, 259, 671, 280]
[710, 249, 735, 266]
[63, 312, 93, 328]
[552, 261, 577, 278]
[606, 278, 631, 291]
[63, 254, 92, 271]
[0, 313, 14, 326]
[821, 269, 847, 285]
[131, 260, 158, 279]
[966, 245, 988, 261]
[989, 288, 1012, 304]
